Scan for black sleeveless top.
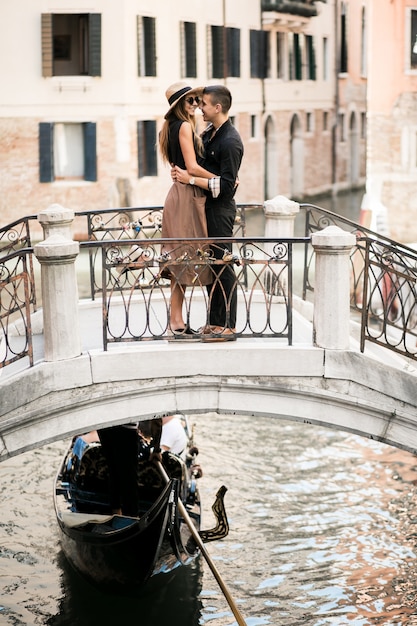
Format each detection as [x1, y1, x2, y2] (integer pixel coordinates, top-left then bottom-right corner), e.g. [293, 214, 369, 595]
[167, 119, 203, 168]
[168, 119, 186, 169]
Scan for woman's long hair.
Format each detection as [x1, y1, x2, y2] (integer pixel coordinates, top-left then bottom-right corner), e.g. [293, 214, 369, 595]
[159, 99, 204, 164]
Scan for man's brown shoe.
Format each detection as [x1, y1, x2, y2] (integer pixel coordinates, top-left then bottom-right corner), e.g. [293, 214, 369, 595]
[201, 326, 237, 342]
[198, 324, 216, 334]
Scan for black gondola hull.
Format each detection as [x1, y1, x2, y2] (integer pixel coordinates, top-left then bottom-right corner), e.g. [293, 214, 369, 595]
[54, 438, 202, 589]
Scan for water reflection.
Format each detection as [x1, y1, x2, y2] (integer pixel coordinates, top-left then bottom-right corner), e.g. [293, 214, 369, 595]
[1, 414, 417, 625]
[47, 551, 204, 626]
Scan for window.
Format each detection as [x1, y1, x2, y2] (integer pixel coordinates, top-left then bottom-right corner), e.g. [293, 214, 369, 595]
[250, 115, 257, 138]
[289, 33, 302, 80]
[305, 35, 316, 80]
[180, 22, 197, 78]
[323, 37, 329, 81]
[323, 111, 329, 132]
[41, 13, 101, 77]
[39, 122, 97, 182]
[306, 112, 313, 133]
[137, 16, 156, 76]
[410, 10, 417, 70]
[361, 7, 367, 76]
[339, 113, 345, 142]
[340, 2, 348, 73]
[209, 26, 240, 78]
[137, 121, 157, 178]
[277, 32, 285, 79]
[361, 112, 366, 140]
[250, 29, 269, 79]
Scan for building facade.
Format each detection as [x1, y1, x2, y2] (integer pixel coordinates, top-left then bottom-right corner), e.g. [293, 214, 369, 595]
[0, 0, 368, 233]
[366, 0, 417, 243]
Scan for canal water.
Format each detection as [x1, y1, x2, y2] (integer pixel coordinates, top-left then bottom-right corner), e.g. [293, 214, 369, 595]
[5, 188, 416, 625]
[1, 413, 417, 626]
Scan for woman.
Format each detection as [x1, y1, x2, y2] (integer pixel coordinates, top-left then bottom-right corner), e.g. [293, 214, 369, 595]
[159, 81, 216, 339]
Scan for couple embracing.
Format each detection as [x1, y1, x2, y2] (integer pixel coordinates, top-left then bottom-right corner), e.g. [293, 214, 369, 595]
[159, 82, 244, 343]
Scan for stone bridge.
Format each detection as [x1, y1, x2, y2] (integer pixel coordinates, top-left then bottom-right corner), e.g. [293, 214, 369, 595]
[1, 205, 417, 460]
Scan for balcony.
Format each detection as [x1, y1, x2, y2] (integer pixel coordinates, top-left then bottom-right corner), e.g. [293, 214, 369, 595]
[261, 0, 319, 18]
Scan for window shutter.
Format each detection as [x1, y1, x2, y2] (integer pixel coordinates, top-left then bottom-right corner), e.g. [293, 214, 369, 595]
[137, 121, 157, 177]
[294, 34, 302, 80]
[145, 121, 157, 176]
[250, 30, 267, 79]
[185, 22, 197, 78]
[84, 122, 97, 181]
[137, 16, 144, 76]
[39, 123, 54, 182]
[41, 14, 53, 77]
[308, 36, 316, 80]
[411, 10, 417, 69]
[227, 28, 240, 77]
[211, 25, 224, 79]
[137, 121, 144, 176]
[250, 30, 258, 78]
[340, 3, 348, 73]
[88, 14, 101, 76]
[144, 17, 156, 76]
[261, 31, 269, 79]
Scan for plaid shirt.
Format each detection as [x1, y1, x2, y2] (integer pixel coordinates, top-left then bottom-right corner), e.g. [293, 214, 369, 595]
[208, 176, 221, 198]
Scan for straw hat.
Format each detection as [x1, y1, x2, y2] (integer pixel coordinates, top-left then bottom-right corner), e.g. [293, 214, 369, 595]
[164, 81, 203, 118]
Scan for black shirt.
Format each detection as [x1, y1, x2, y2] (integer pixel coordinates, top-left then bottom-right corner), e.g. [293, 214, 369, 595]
[202, 119, 244, 211]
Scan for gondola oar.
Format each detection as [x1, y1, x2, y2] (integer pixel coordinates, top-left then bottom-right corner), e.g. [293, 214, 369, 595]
[156, 461, 247, 626]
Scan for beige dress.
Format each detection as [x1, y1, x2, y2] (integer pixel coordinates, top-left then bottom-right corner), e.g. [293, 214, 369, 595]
[161, 119, 211, 286]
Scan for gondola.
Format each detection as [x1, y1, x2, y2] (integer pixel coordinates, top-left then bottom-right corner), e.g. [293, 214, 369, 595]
[53, 420, 229, 590]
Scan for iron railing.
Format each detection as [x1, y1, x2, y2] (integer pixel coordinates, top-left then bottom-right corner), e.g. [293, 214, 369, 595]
[0, 248, 34, 368]
[92, 236, 299, 349]
[360, 237, 417, 358]
[301, 203, 417, 360]
[0, 215, 38, 312]
[75, 204, 257, 299]
[2, 203, 417, 369]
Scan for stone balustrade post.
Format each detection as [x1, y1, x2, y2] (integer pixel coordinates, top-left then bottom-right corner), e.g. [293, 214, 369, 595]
[312, 225, 356, 349]
[263, 195, 300, 295]
[34, 205, 81, 361]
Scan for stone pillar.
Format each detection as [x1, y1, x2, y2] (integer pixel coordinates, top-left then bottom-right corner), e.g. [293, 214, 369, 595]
[264, 195, 300, 239]
[34, 205, 81, 361]
[312, 225, 356, 350]
[263, 195, 300, 295]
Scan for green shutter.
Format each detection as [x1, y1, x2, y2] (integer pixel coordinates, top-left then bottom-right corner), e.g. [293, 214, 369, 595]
[137, 121, 157, 177]
[84, 122, 97, 181]
[143, 17, 156, 76]
[212, 25, 224, 79]
[184, 22, 197, 78]
[137, 121, 144, 176]
[39, 123, 54, 182]
[294, 34, 302, 80]
[88, 14, 101, 76]
[308, 36, 316, 80]
[227, 28, 240, 77]
[250, 30, 258, 78]
[145, 121, 157, 176]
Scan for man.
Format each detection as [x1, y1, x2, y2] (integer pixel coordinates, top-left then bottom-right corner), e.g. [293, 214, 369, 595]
[160, 414, 188, 460]
[173, 85, 244, 342]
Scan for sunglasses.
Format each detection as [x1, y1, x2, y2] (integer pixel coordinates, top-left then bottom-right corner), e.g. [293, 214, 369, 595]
[185, 96, 201, 105]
